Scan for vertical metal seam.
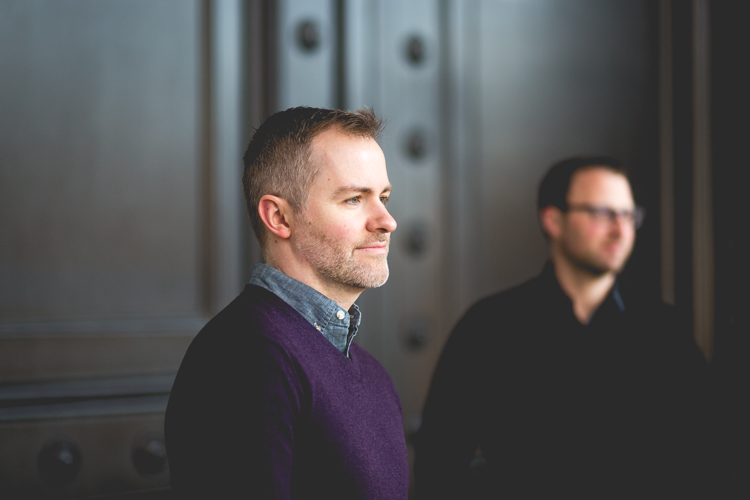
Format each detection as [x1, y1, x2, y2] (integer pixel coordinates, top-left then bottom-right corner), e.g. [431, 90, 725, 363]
[200, 0, 215, 315]
[438, 0, 453, 336]
[439, 0, 473, 326]
[659, 0, 676, 306]
[242, 0, 267, 271]
[691, 0, 714, 360]
[213, 0, 245, 310]
[335, 0, 346, 109]
[264, 0, 278, 116]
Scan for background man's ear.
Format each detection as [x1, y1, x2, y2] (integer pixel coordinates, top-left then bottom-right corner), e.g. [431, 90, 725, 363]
[540, 206, 563, 240]
[258, 195, 292, 240]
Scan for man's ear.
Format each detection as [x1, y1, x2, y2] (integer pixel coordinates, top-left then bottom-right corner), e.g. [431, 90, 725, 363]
[258, 195, 293, 240]
[540, 206, 563, 240]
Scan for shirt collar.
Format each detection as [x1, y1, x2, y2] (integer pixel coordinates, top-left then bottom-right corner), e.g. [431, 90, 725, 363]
[249, 263, 361, 356]
[540, 260, 626, 315]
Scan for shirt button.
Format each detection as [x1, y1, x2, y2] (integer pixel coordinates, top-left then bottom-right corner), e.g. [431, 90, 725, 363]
[336, 310, 345, 320]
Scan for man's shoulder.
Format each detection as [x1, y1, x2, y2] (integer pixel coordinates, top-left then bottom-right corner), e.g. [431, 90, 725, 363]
[463, 272, 546, 319]
[183, 285, 314, 364]
[617, 286, 681, 326]
[202, 284, 306, 335]
[441, 273, 545, 353]
[620, 293, 693, 340]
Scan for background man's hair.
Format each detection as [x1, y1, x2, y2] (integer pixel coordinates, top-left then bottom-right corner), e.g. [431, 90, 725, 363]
[537, 155, 629, 212]
[242, 106, 383, 248]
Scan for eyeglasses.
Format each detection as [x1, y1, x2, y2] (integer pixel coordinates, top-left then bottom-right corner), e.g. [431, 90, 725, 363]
[564, 204, 646, 229]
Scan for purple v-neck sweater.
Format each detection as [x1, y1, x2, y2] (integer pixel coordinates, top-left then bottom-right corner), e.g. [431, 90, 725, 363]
[166, 285, 409, 499]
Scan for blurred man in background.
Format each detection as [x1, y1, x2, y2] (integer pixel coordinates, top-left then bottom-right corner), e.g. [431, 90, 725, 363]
[416, 157, 710, 498]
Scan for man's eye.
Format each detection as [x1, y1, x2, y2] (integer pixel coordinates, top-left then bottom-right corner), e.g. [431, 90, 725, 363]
[380, 196, 390, 205]
[591, 208, 613, 218]
[346, 197, 361, 204]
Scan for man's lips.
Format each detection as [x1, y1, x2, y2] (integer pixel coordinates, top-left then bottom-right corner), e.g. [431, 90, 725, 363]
[355, 242, 389, 254]
[604, 239, 625, 250]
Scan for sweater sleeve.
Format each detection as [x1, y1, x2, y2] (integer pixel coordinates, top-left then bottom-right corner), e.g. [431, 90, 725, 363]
[166, 330, 305, 500]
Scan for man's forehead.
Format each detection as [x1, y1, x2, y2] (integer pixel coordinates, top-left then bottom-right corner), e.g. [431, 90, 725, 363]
[567, 167, 633, 203]
[308, 129, 389, 191]
[311, 132, 378, 165]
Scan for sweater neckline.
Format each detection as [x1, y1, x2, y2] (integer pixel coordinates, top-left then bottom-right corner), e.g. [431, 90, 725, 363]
[246, 284, 363, 381]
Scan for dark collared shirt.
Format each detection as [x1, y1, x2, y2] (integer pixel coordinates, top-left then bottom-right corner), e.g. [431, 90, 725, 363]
[249, 263, 361, 357]
[416, 261, 710, 499]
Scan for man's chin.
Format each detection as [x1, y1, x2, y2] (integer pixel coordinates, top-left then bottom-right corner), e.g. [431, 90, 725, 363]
[573, 258, 626, 277]
[604, 255, 630, 275]
[340, 263, 389, 290]
[360, 268, 390, 289]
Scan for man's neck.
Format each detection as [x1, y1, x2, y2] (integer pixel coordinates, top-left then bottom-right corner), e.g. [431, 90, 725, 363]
[264, 253, 362, 311]
[551, 255, 615, 325]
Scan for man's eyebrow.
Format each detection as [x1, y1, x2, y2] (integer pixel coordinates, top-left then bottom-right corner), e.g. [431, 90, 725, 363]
[333, 185, 392, 197]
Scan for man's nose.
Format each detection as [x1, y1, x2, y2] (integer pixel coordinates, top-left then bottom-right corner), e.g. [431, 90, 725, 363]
[369, 203, 397, 233]
[608, 214, 631, 235]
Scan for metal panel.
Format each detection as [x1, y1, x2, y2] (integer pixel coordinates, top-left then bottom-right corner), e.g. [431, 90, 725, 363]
[0, 0, 247, 495]
[0, 0, 247, 375]
[0, 0, 201, 320]
[276, 0, 336, 110]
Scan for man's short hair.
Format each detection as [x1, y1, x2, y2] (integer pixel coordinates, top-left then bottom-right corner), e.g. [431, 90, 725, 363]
[242, 106, 383, 248]
[537, 156, 629, 212]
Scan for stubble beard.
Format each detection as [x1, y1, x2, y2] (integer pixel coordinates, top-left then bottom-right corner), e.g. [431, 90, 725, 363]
[295, 222, 390, 290]
[561, 235, 632, 277]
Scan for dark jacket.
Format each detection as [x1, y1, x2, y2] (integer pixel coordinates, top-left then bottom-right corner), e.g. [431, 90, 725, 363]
[416, 263, 710, 499]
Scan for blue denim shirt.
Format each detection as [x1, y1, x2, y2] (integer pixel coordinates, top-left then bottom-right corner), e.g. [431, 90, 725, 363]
[249, 263, 361, 358]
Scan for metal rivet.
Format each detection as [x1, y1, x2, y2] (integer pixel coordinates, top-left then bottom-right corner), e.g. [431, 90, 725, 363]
[403, 317, 430, 351]
[405, 35, 426, 64]
[132, 431, 167, 477]
[38, 440, 82, 488]
[297, 20, 320, 52]
[405, 130, 428, 160]
[404, 224, 429, 257]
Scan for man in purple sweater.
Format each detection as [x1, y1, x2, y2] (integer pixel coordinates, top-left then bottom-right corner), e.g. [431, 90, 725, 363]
[165, 107, 408, 499]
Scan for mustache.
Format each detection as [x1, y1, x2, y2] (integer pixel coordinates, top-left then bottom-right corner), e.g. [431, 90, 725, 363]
[358, 234, 389, 246]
